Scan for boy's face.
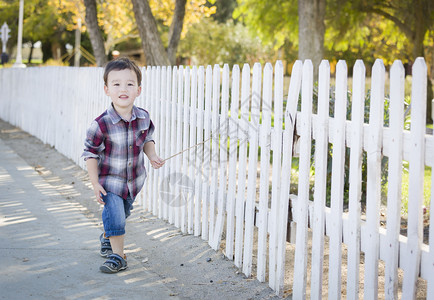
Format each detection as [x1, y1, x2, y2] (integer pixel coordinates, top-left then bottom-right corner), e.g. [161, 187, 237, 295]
[104, 69, 141, 112]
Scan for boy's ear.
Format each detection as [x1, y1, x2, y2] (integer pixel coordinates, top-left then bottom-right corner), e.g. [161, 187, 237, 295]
[137, 86, 142, 96]
[104, 85, 109, 95]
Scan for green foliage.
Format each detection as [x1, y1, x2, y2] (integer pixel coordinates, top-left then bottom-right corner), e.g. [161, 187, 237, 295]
[178, 18, 275, 66]
[234, 0, 298, 50]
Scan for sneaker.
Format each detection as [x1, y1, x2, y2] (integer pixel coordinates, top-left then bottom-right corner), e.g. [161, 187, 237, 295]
[99, 233, 112, 257]
[100, 254, 128, 273]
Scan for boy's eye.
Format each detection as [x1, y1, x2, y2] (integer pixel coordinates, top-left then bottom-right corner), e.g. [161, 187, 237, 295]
[114, 83, 120, 86]
[128, 83, 134, 86]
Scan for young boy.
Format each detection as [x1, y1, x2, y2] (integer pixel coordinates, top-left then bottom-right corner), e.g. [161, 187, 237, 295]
[82, 57, 164, 273]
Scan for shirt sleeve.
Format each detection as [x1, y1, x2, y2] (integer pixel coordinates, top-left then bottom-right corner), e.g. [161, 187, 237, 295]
[82, 120, 105, 161]
[144, 120, 155, 144]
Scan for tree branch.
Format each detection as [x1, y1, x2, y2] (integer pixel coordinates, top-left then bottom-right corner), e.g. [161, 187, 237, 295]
[359, 5, 414, 38]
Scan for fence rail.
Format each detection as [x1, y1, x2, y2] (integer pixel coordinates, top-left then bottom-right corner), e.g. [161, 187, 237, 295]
[0, 58, 431, 299]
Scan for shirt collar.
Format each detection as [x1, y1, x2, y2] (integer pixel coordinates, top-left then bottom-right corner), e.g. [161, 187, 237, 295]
[107, 104, 146, 124]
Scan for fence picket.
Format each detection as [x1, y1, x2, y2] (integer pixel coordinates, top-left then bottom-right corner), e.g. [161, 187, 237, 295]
[234, 64, 251, 268]
[225, 65, 240, 259]
[188, 66, 198, 235]
[364, 59, 385, 299]
[212, 64, 229, 250]
[157, 66, 164, 219]
[268, 61, 284, 289]
[243, 63, 262, 277]
[346, 60, 365, 299]
[181, 67, 191, 234]
[209, 65, 221, 242]
[162, 66, 172, 220]
[402, 58, 427, 298]
[201, 65, 213, 241]
[168, 66, 178, 224]
[194, 66, 205, 236]
[384, 60, 405, 299]
[293, 60, 313, 299]
[257, 63, 273, 282]
[310, 60, 330, 298]
[273, 61, 302, 294]
[175, 66, 184, 228]
[328, 60, 348, 299]
[151, 66, 159, 216]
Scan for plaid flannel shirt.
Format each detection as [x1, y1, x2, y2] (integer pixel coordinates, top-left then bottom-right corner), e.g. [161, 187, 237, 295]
[82, 105, 154, 200]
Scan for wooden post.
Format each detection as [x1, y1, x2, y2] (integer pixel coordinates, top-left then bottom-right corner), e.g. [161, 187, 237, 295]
[402, 57, 427, 298]
[274, 61, 302, 294]
[310, 60, 330, 298]
[225, 65, 240, 259]
[364, 59, 385, 299]
[293, 60, 313, 299]
[194, 66, 205, 236]
[234, 64, 250, 268]
[384, 60, 404, 299]
[212, 64, 229, 250]
[201, 65, 212, 241]
[346, 60, 365, 299]
[257, 63, 272, 281]
[328, 60, 347, 299]
[169, 66, 178, 224]
[243, 63, 261, 277]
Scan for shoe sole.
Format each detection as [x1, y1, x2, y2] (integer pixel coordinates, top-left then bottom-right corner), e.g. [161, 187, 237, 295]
[100, 250, 113, 257]
[100, 264, 127, 273]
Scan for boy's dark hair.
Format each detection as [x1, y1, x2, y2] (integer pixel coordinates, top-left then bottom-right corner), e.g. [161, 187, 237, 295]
[103, 57, 142, 86]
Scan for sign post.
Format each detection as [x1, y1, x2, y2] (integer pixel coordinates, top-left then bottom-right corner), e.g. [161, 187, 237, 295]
[1, 22, 10, 53]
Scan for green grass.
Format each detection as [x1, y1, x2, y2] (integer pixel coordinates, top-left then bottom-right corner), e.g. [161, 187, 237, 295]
[401, 165, 431, 216]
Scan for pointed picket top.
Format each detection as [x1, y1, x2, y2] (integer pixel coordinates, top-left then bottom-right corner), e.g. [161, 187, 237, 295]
[317, 60, 330, 117]
[251, 62, 262, 124]
[301, 59, 313, 114]
[285, 60, 303, 121]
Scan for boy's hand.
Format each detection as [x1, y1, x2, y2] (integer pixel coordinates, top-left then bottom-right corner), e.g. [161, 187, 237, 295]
[149, 155, 165, 169]
[92, 182, 107, 204]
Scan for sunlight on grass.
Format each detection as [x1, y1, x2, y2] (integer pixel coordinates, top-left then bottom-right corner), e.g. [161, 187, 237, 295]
[401, 165, 431, 216]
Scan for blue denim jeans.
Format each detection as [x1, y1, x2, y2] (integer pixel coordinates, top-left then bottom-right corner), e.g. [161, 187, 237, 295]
[102, 192, 134, 237]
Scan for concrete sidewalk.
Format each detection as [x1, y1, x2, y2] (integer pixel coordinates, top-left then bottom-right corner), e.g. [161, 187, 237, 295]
[0, 139, 179, 300]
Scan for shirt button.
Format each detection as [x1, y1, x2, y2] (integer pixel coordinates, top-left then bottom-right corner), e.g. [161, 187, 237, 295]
[128, 162, 132, 166]
[129, 145, 132, 149]
[141, 130, 144, 133]
[128, 179, 132, 183]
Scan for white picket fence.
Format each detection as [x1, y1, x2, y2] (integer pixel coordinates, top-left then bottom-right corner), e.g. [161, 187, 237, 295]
[0, 58, 432, 299]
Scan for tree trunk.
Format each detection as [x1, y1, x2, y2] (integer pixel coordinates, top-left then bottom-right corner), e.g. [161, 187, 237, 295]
[167, 0, 187, 65]
[298, 0, 326, 80]
[84, 0, 107, 67]
[408, 0, 433, 123]
[131, 0, 170, 66]
[28, 41, 34, 64]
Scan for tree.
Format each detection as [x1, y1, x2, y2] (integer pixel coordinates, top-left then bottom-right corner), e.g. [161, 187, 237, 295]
[354, 0, 434, 122]
[84, 0, 107, 67]
[131, 0, 185, 65]
[234, 0, 325, 76]
[298, 0, 326, 79]
[207, 0, 237, 23]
